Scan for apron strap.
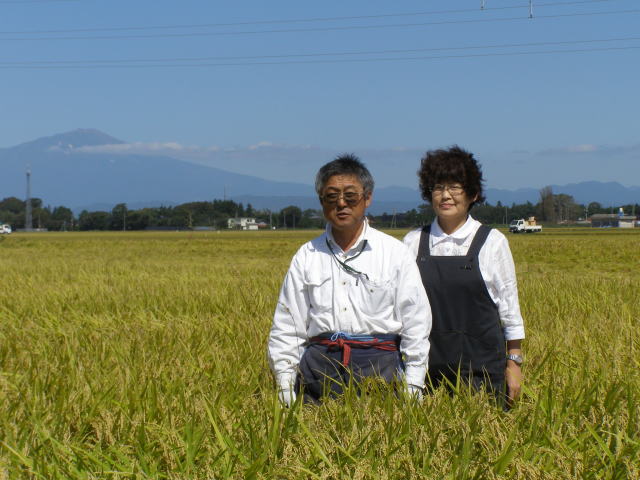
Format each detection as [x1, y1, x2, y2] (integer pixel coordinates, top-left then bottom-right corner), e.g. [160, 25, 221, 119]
[466, 225, 492, 258]
[417, 225, 432, 261]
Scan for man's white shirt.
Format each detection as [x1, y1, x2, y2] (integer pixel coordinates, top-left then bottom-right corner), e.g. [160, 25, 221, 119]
[403, 216, 525, 341]
[268, 221, 431, 391]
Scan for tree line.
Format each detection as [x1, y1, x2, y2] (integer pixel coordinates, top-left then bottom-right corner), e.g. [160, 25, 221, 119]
[1, 187, 637, 231]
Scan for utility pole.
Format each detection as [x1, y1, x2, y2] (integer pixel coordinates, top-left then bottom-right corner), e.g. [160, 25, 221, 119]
[25, 166, 33, 231]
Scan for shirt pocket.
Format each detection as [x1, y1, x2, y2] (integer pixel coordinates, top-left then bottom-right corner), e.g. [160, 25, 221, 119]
[353, 275, 394, 318]
[304, 272, 333, 314]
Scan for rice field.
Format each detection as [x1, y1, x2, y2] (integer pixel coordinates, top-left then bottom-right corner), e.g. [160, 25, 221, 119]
[0, 228, 638, 479]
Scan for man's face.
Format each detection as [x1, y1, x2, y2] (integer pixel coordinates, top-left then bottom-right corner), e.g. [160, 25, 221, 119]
[320, 174, 372, 234]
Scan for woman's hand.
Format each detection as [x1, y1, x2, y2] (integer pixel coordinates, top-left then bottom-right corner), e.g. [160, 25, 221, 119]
[505, 361, 522, 406]
[506, 339, 523, 406]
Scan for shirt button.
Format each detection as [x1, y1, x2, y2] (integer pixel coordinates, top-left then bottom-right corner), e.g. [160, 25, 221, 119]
[343, 307, 347, 311]
[342, 281, 347, 285]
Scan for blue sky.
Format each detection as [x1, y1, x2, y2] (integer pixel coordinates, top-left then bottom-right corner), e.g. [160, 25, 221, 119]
[1, 0, 639, 190]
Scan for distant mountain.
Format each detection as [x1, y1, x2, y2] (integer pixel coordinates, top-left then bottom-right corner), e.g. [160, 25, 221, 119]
[0, 129, 425, 215]
[0, 129, 312, 209]
[485, 187, 538, 206]
[1, 130, 637, 215]
[10, 129, 124, 153]
[550, 181, 640, 206]
[486, 182, 640, 206]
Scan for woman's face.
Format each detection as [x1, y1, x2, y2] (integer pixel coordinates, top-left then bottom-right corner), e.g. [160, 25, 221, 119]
[431, 182, 477, 224]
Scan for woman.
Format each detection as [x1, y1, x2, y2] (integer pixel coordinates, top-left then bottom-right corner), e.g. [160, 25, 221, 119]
[403, 146, 525, 407]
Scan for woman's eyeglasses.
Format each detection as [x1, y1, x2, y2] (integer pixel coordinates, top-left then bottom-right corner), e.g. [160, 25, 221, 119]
[320, 191, 365, 206]
[431, 184, 464, 196]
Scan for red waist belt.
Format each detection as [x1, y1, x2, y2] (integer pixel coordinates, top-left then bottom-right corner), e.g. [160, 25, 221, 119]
[308, 332, 399, 367]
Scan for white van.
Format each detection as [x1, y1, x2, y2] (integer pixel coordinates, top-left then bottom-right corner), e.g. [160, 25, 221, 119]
[0, 224, 12, 234]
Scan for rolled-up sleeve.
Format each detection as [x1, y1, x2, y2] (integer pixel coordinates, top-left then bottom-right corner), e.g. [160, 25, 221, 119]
[488, 234, 526, 341]
[267, 252, 309, 391]
[395, 247, 431, 387]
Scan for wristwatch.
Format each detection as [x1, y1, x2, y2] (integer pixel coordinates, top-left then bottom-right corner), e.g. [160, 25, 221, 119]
[506, 354, 523, 366]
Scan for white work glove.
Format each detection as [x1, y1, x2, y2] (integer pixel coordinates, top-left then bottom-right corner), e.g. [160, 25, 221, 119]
[278, 388, 296, 408]
[406, 384, 424, 402]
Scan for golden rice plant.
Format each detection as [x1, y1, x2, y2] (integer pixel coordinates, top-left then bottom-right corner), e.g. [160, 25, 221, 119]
[0, 228, 638, 479]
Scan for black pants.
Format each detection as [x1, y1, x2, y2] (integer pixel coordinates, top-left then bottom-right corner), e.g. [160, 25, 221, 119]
[295, 344, 404, 404]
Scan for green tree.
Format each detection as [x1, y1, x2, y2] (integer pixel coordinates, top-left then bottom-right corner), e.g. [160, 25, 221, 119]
[417, 204, 435, 225]
[510, 201, 536, 222]
[538, 186, 555, 222]
[554, 194, 580, 222]
[0, 197, 25, 228]
[280, 206, 302, 229]
[126, 210, 151, 230]
[111, 204, 128, 231]
[587, 202, 604, 215]
[79, 211, 111, 230]
[212, 200, 240, 217]
[403, 208, 419, 227]
[48, 206, 75, 230]
[32, 205, 51, 230]
[0, 197, 24, 214]
[298, 209, 323, 228]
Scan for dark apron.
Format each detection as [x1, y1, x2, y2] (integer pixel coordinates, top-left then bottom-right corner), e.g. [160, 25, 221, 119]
[295, 333, 403, 404]
[417, 224, 506, 399]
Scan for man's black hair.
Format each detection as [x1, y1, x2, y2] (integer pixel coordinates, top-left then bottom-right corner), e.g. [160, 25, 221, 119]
[315, 153, 375, 195]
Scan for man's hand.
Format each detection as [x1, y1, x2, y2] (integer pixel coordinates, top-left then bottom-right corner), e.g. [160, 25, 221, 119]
[505, 362, 522, 406]
[278, 389, 296, 407]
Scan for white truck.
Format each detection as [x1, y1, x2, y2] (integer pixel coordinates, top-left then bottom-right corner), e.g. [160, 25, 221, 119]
[0, 224, 12, 234]
[509, 217, 542, 233]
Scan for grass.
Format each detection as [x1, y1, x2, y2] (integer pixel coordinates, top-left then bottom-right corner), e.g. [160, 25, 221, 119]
[0, 228, 638, 479]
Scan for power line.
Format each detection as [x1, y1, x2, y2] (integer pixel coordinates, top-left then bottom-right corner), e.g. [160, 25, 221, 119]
[1, 8, 638, 41]
[0, 0, 78, 3]
[1, 35, 638, 65]
[0, 0, 622, 34]
[0, 45, 637, 69]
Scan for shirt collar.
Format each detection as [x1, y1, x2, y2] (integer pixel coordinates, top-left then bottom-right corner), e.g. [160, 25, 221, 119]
[326, 217, 370, 255]
[431, 215, 476, 247]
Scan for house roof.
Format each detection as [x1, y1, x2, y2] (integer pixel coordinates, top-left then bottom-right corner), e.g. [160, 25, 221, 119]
[591, 214, 636, 220]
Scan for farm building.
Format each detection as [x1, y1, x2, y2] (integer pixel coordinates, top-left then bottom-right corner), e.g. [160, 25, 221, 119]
[227, 217, 259, 230]
[590, 213, 636, 228]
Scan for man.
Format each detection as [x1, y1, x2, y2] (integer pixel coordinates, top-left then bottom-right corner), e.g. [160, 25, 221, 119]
[268, 154, 431, 406]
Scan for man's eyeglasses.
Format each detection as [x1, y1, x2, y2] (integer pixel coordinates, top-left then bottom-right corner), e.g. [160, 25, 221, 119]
[320, 191, 365, 206]
[431, 184, 465, 196]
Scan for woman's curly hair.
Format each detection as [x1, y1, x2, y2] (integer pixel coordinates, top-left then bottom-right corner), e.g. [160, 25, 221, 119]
[418, 145, 485, 210]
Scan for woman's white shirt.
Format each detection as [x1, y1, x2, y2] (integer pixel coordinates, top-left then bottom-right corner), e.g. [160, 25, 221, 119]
[403, 216, 525, 341]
